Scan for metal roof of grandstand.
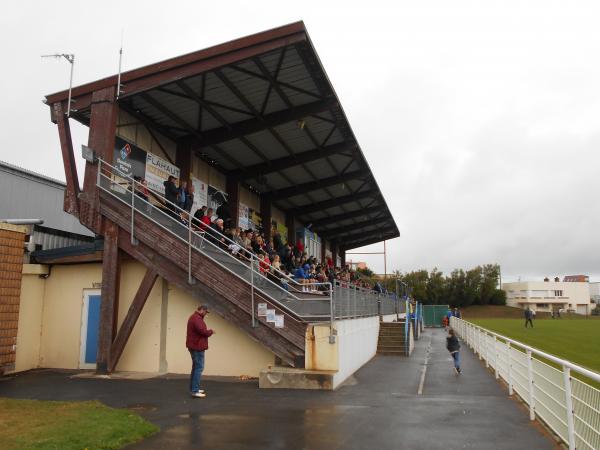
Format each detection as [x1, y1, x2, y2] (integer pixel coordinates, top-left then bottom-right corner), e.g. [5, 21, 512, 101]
[45, 21, 399, 250]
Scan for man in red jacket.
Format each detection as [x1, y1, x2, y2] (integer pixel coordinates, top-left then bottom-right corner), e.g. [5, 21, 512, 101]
[186, 305, 215, 398]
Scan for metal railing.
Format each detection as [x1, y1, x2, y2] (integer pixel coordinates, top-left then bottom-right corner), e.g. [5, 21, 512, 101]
[96, 159, 398, 338]
[451, 317, 600, 450]
[333, 280, 404, 319]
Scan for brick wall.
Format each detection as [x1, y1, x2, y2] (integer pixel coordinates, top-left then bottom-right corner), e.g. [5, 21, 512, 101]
[0, 223, 26, 373]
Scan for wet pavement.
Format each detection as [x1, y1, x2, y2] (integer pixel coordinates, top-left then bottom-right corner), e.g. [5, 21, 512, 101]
[0, 329, 557, 450]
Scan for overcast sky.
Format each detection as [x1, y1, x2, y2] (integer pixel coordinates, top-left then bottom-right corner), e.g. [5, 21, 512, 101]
[2, 1, 599, 281]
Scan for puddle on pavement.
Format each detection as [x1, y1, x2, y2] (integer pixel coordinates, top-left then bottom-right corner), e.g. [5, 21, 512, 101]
[127, 403, 158, 412]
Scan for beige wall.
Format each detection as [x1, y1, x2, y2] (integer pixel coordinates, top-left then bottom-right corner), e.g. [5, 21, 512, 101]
[239, 186, 260, 212]
[14, 261, 275, 376]
[117, 110, 176, 164]
[13, 265, 47, 372]
[165, 284, 274, 376]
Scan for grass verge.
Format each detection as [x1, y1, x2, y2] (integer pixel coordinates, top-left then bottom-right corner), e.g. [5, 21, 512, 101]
[0, 398, 158, 450]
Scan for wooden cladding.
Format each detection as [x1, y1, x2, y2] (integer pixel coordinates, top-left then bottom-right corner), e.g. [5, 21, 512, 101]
[0, 225, 26, 372]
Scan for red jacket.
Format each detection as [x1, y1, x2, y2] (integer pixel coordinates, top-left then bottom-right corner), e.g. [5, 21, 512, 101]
[186, 312, 213, 351]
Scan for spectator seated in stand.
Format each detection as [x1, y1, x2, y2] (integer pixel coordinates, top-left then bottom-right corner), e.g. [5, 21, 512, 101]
[200, 208, 213, 231]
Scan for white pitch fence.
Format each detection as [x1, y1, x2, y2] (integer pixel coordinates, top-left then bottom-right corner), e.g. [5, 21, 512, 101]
[451, 317, 600, 450]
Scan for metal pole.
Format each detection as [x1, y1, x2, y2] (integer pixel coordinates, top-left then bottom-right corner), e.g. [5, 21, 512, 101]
[562, 366, 576, 450]
[526, 349, 536, 420]
[493, 336, 499, 379]
[250, 256, 256, 327]
[188, 218, 193, 284]
[329, 282, 335, 344]
[383, 240, 387, 284]
[507, 342, 513, 395]
[67, 55, 74, 117]
[130, 177, 135, 245]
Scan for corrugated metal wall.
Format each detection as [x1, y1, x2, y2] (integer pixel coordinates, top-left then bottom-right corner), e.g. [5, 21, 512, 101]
[0, 161, 93, 237]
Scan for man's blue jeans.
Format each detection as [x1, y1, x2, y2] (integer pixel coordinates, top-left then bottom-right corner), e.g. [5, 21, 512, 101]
[189, 350, 205, 393]
[451, 351, 460, 370]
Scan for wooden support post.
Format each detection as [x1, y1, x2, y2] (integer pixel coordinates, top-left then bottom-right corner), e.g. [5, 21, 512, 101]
[108, 268, 159, 372]
[226, 175, 240, 228]
[54, 102, 80, 216]
[320, 238, 327, 264]
[341, 249, 346, 268]
[82, 86, 118, 231]
[260, 194, 272, 242]
[96, 220, 120, 374]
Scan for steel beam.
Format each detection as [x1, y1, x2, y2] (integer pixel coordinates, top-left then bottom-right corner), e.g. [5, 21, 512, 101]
[190, 97, 337, 148]
[234, 141, 356, 180]
[319, 217, 390, 238]
[269, 170, 367, 201]
[311, 205, 383, 228]
[288, 189, 379, 216]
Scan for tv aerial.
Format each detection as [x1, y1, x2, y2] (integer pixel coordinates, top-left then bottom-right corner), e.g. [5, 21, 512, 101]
[41, 53, 75, 117]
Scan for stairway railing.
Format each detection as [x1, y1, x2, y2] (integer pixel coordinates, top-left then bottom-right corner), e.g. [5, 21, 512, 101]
[96, 159, 396, 338]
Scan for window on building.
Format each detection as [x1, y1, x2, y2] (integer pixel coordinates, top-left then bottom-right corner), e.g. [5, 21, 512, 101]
[554, 290, 563, 297]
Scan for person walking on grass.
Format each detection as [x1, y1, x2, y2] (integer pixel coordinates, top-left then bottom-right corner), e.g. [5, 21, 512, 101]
[446, 328, 461, 374]
[186, 304, 215, 398]
[524, 307, 534, 328]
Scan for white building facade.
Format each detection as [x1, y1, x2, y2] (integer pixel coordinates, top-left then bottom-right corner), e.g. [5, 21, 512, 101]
[503, 281, 592, 315]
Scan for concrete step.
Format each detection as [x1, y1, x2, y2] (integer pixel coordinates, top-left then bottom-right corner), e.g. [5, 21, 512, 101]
[378, 343, 405, 350]
[378, 338, 405, 345]
[377, 350, 408, 356]
[259, 366, 337, 390]
[379, 330, 404, 337]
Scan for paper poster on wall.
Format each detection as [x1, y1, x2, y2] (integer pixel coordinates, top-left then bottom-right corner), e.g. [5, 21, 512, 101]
[238, 203, 250, 229]
[266, 309, 276, 323]
[257, 303, 267, 317]
[208, 185, 228, 210]
[191, 177, 208, 217]
[145, 152, 180, 195]
[274, 315, 284, 328]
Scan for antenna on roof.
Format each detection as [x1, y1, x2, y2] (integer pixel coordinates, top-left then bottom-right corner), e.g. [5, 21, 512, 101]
[41, 53, 75, 117]
[116, 29, 124, 99]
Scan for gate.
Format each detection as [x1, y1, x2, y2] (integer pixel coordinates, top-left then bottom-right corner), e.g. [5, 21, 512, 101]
[422, 305, 449, 327]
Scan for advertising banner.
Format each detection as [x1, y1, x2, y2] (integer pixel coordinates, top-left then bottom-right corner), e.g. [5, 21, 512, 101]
[113, 137, 180, 196]
[114, 137, 146, 179]
[145, 152, 180, 195]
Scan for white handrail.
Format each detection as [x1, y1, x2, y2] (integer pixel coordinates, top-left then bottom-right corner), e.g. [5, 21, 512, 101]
[451, 317, 600, 450]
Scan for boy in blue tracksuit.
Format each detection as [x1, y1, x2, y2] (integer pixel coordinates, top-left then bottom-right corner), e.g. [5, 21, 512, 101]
[446, 328, 461, 374]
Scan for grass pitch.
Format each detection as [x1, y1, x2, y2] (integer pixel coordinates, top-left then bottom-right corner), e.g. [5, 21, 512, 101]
[469, 317, 600, 376]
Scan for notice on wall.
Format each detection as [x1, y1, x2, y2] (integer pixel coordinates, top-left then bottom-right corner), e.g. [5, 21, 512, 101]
[276, 222, 288, 243]
[257, 303, 267, 317]
[266, 309, 276, 323]
[275, 315, 284, 328]
[191, 176, 208, 218]
[238, 202, 250, 230]
[145, 152, 180, 195]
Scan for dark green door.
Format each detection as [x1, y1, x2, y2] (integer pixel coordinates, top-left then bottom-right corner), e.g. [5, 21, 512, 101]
[422, 305, 449, 327]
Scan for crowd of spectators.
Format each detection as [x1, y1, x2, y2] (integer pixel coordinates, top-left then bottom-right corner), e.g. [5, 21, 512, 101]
[132, 175, 386, 296]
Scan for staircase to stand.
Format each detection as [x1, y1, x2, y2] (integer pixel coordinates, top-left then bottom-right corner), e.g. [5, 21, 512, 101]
[377, 322, 409, 356]
[90, 166, 338, 368]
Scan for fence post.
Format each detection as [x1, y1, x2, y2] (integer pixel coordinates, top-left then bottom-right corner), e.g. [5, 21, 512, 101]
[507, 342, 514, 395]
[562, 366, 576, 450]
[484, 331, 489, 367]
[526, 349, 535, 420]
[493, 336, 499, 379]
